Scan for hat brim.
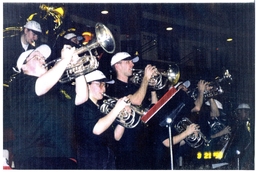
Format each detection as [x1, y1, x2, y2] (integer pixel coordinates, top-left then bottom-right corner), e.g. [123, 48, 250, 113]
[123, 56, 139, 63]
[30, 29, 41, 35]
[97, 78, 115, 84]
[236, 107, 250, 110]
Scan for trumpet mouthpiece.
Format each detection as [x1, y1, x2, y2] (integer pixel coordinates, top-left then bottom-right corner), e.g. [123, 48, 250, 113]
[43, 59, 61, 68]
[31, 41, 35, 47]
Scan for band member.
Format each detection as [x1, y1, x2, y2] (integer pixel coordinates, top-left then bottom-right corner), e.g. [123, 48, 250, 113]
[200, 98, 231, 167]
[206, 99, 231, 145]
[4, 20, 44, 142]
[64, 32, 82, 46]
[4, 21, 44, 156]
[8, 44, 88, 169]
[74, 70, 130, 169]
[175, 80, 213, 168]
[4, 20, 43, 82]
[106, 52, 157, 169]
[224, 103, 254, 169]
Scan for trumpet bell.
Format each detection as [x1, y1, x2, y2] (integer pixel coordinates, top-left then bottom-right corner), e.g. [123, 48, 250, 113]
[46, 22, 116, 84]
[165, 64, 180, 86]
[95, 23, 116, 54]
[131, 63, 180, 90]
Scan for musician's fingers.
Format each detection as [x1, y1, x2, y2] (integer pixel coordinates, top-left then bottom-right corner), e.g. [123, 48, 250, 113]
[121, 96, 130, 104]
[124, 99, 131, 104]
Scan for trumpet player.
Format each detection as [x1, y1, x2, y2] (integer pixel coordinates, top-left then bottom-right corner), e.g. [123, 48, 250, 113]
[4, 20, 43, 83]
[224, 103, 253, 169]
[106, 52, 158, 169]
[205, 99, 231, 141]
[3, 19, 44, 169]
[64, 32, 82, 46]
[74, 70, 131, 169]
[8, 44, 88, 169]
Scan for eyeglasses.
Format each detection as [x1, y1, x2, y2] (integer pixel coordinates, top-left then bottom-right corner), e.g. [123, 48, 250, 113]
[25, 55, 44, 64]
[90, 82, 106, 87]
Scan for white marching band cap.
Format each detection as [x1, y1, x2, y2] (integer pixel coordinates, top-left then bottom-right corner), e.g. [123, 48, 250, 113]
[14, 44, 51, 73]
[236, 103, 250, 110]
[64, 33, 77, 40]
[85, 70, 115, 84]
[24, 20, 42, 33]
[110, 52, 139, 66]
[205, 99, 223, 110]
[64, 33, 83, 41]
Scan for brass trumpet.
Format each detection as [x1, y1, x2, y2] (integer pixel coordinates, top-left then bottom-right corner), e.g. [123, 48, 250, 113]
[44, 22, 116, 83]
[130, 64, 180, 90]
[100, 93, 146, 128]
[188, 69, 232, 101]
[210, 121, 231, 148]
[175, 117, 211, 148]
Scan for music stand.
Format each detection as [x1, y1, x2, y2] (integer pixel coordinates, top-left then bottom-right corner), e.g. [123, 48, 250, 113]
[141, 86, 179, 123]
[141, 86, 183, 170]
[159, 103, 185, 170]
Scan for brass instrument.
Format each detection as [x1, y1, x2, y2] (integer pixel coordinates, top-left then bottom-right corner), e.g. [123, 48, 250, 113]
[44, 22, 116, 83]
[208, 120, 231, 159]
[100, 94, 146, 128]
[174, 117, 211, 148]
[3, 27, 23, 38]
[189, 69, 232, 101]
[210, 121, 231, 147]
[130, 64, 180, 90]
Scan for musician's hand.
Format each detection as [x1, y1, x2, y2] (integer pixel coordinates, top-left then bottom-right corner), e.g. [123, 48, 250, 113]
[70, 54, 80, 65]
[185, 123, 200, 136]
[61, 45, 76, 63]
[220, 126, 231, 136]
[115, 96, 131, 113]
[205, 83, 213, 91]
[197, 80, 207, 93]
[178, 84, 188, 92]
[144, 64, 158, 82]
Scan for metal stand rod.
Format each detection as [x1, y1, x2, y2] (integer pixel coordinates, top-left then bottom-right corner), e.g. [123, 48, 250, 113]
[167, 118, 174, 170]
[237, 156, 240, 170]
[159, 103, 185, 170]
[236, 150, 240, 170]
